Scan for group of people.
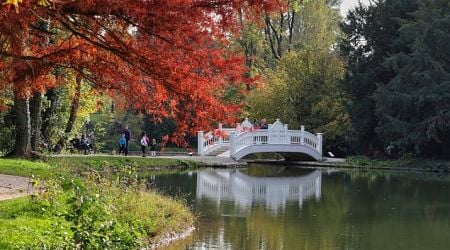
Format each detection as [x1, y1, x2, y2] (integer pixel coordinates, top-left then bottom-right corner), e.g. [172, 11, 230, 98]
[253, 118, 268, 129]
[118, 125, 157, 157]
[69, 133, 94, 155]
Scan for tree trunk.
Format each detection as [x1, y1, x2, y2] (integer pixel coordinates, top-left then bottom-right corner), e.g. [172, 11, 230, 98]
[58, 73, 82, 146]
[111, 101, 115, 113]
[41, 85, 61, 147]
[14, 92, 31, 157]
[30, 92, 42, 151]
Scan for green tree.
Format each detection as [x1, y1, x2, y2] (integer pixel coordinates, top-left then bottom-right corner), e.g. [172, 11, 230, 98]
[247, 0, 348, 149]
[39, 69, 99, 151]
[340, 0, 418, 156]
[248, 48, 348, 140]
[373, 0, 450, 157]
[240, 0, 341, 68]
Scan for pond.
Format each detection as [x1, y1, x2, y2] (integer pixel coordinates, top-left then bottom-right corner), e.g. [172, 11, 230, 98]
[151, 165, 450, 250]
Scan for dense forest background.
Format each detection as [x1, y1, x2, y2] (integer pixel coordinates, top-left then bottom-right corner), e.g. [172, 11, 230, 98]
[0, 0, 449, 159]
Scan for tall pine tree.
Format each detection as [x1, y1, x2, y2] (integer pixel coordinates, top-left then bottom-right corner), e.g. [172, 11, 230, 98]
[373, 0, 450, 157]
[340, 0, 418, 156]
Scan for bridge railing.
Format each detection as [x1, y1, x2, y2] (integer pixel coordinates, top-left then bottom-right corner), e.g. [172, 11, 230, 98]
[198, 119, 323, 158]
[197, 125, 234, 156]
[231, 130, 268, 154]
[230, 130, 321, 155]
[287, 129, 321, 152]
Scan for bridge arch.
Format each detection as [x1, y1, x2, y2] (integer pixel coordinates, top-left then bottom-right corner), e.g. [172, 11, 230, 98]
[232, 144, 322, 161]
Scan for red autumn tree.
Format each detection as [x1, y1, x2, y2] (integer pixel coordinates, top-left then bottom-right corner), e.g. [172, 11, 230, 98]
[0, 0, 278, 156]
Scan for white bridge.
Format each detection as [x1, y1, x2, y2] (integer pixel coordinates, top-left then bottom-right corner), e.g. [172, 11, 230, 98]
[196, 168, 322, 213]
[198, 118, 323, 161]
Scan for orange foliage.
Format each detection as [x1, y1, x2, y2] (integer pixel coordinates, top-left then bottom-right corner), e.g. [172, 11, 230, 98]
[0, 0, 279, 141]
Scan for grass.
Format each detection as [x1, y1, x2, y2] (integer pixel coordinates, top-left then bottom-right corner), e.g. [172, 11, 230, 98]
[0, 217, 72, 249]
[346, 156, 405, 168]
[114, 191, 194, 244]
[50, 155, 196, 167]
[0, 197, 72, 249]
[0, 159, 58, 178]
[0, 187, 194, 249]
[346, 155, 450, 173]
[0, 156, 196, 249]
[0, 156, 198, 179]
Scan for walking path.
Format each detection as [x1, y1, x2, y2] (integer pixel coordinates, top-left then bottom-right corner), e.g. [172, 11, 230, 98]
[0, 174, 32, 201]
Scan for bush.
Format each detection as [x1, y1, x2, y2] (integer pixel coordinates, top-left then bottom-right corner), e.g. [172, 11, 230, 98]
[0, 126, 14, 155]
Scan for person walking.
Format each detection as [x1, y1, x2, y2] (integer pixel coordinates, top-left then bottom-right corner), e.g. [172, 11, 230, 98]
[140, 132, 150, 157]
[118, 133, 126, 155]
[150, 138, 157, 157]
[80, 134, 90, 155]
[122, 125, 131, 156]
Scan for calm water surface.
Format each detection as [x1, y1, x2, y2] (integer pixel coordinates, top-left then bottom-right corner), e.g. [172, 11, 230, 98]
[152, 165, 450, 250]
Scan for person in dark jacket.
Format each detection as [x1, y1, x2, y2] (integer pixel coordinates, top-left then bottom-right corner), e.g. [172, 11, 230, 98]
[123, 125, 131, 156]
[150, 138, 157, 157]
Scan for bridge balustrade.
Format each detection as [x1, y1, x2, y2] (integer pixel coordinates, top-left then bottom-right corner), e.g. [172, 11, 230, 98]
[198, 118, 323, 161]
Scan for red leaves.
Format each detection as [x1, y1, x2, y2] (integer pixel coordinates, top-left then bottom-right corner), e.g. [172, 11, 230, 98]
[213, 128, 228, 138]
[0, 0, 278, 142]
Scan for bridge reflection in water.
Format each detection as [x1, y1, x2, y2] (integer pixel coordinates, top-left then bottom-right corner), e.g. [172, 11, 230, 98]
[196, 168, 322, 213]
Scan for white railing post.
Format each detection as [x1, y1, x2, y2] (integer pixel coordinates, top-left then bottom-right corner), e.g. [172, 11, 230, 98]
[267, 124, 272, 143]
[316, 133, 323, 156]
[300, 125, 305, 145]
[218, 123, 223, 144]
[284, 124, 288, 144]
[198, 131, 204, 156]
[230, 131, 236, 158]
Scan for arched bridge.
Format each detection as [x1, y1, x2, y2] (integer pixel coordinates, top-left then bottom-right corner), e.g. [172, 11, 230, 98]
[198, 118, 323, 161]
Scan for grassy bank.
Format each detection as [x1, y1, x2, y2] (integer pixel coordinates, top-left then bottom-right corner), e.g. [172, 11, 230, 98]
[346, 156, 450, 173]
[0, 158, 57, 178]
[0, 157, 195, 249]
[0, 156, 198, 179]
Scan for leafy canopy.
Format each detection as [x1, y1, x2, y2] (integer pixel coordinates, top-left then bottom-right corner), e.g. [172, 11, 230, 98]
[0, 0, 278, 142]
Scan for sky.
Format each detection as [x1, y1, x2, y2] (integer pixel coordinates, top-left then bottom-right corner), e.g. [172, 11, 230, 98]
[340, 0, 371, 16]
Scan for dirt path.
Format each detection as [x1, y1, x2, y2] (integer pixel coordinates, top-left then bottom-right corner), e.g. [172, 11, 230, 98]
[0, 174, 33, 201]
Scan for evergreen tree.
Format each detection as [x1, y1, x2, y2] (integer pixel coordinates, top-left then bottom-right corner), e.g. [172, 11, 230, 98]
[340, 0, 418, 156]
[373, 0, 450, 157]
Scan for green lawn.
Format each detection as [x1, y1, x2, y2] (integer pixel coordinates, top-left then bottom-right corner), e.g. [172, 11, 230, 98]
[0, 156, 196, 249]
[0, 156, 197, 179]
[346, 156, 450, 173]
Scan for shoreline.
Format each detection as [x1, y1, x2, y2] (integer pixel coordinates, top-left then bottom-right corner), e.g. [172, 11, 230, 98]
[245, 157, 450, 173]
[2, 156, 448, 202]
[147, 226, 195, 249]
